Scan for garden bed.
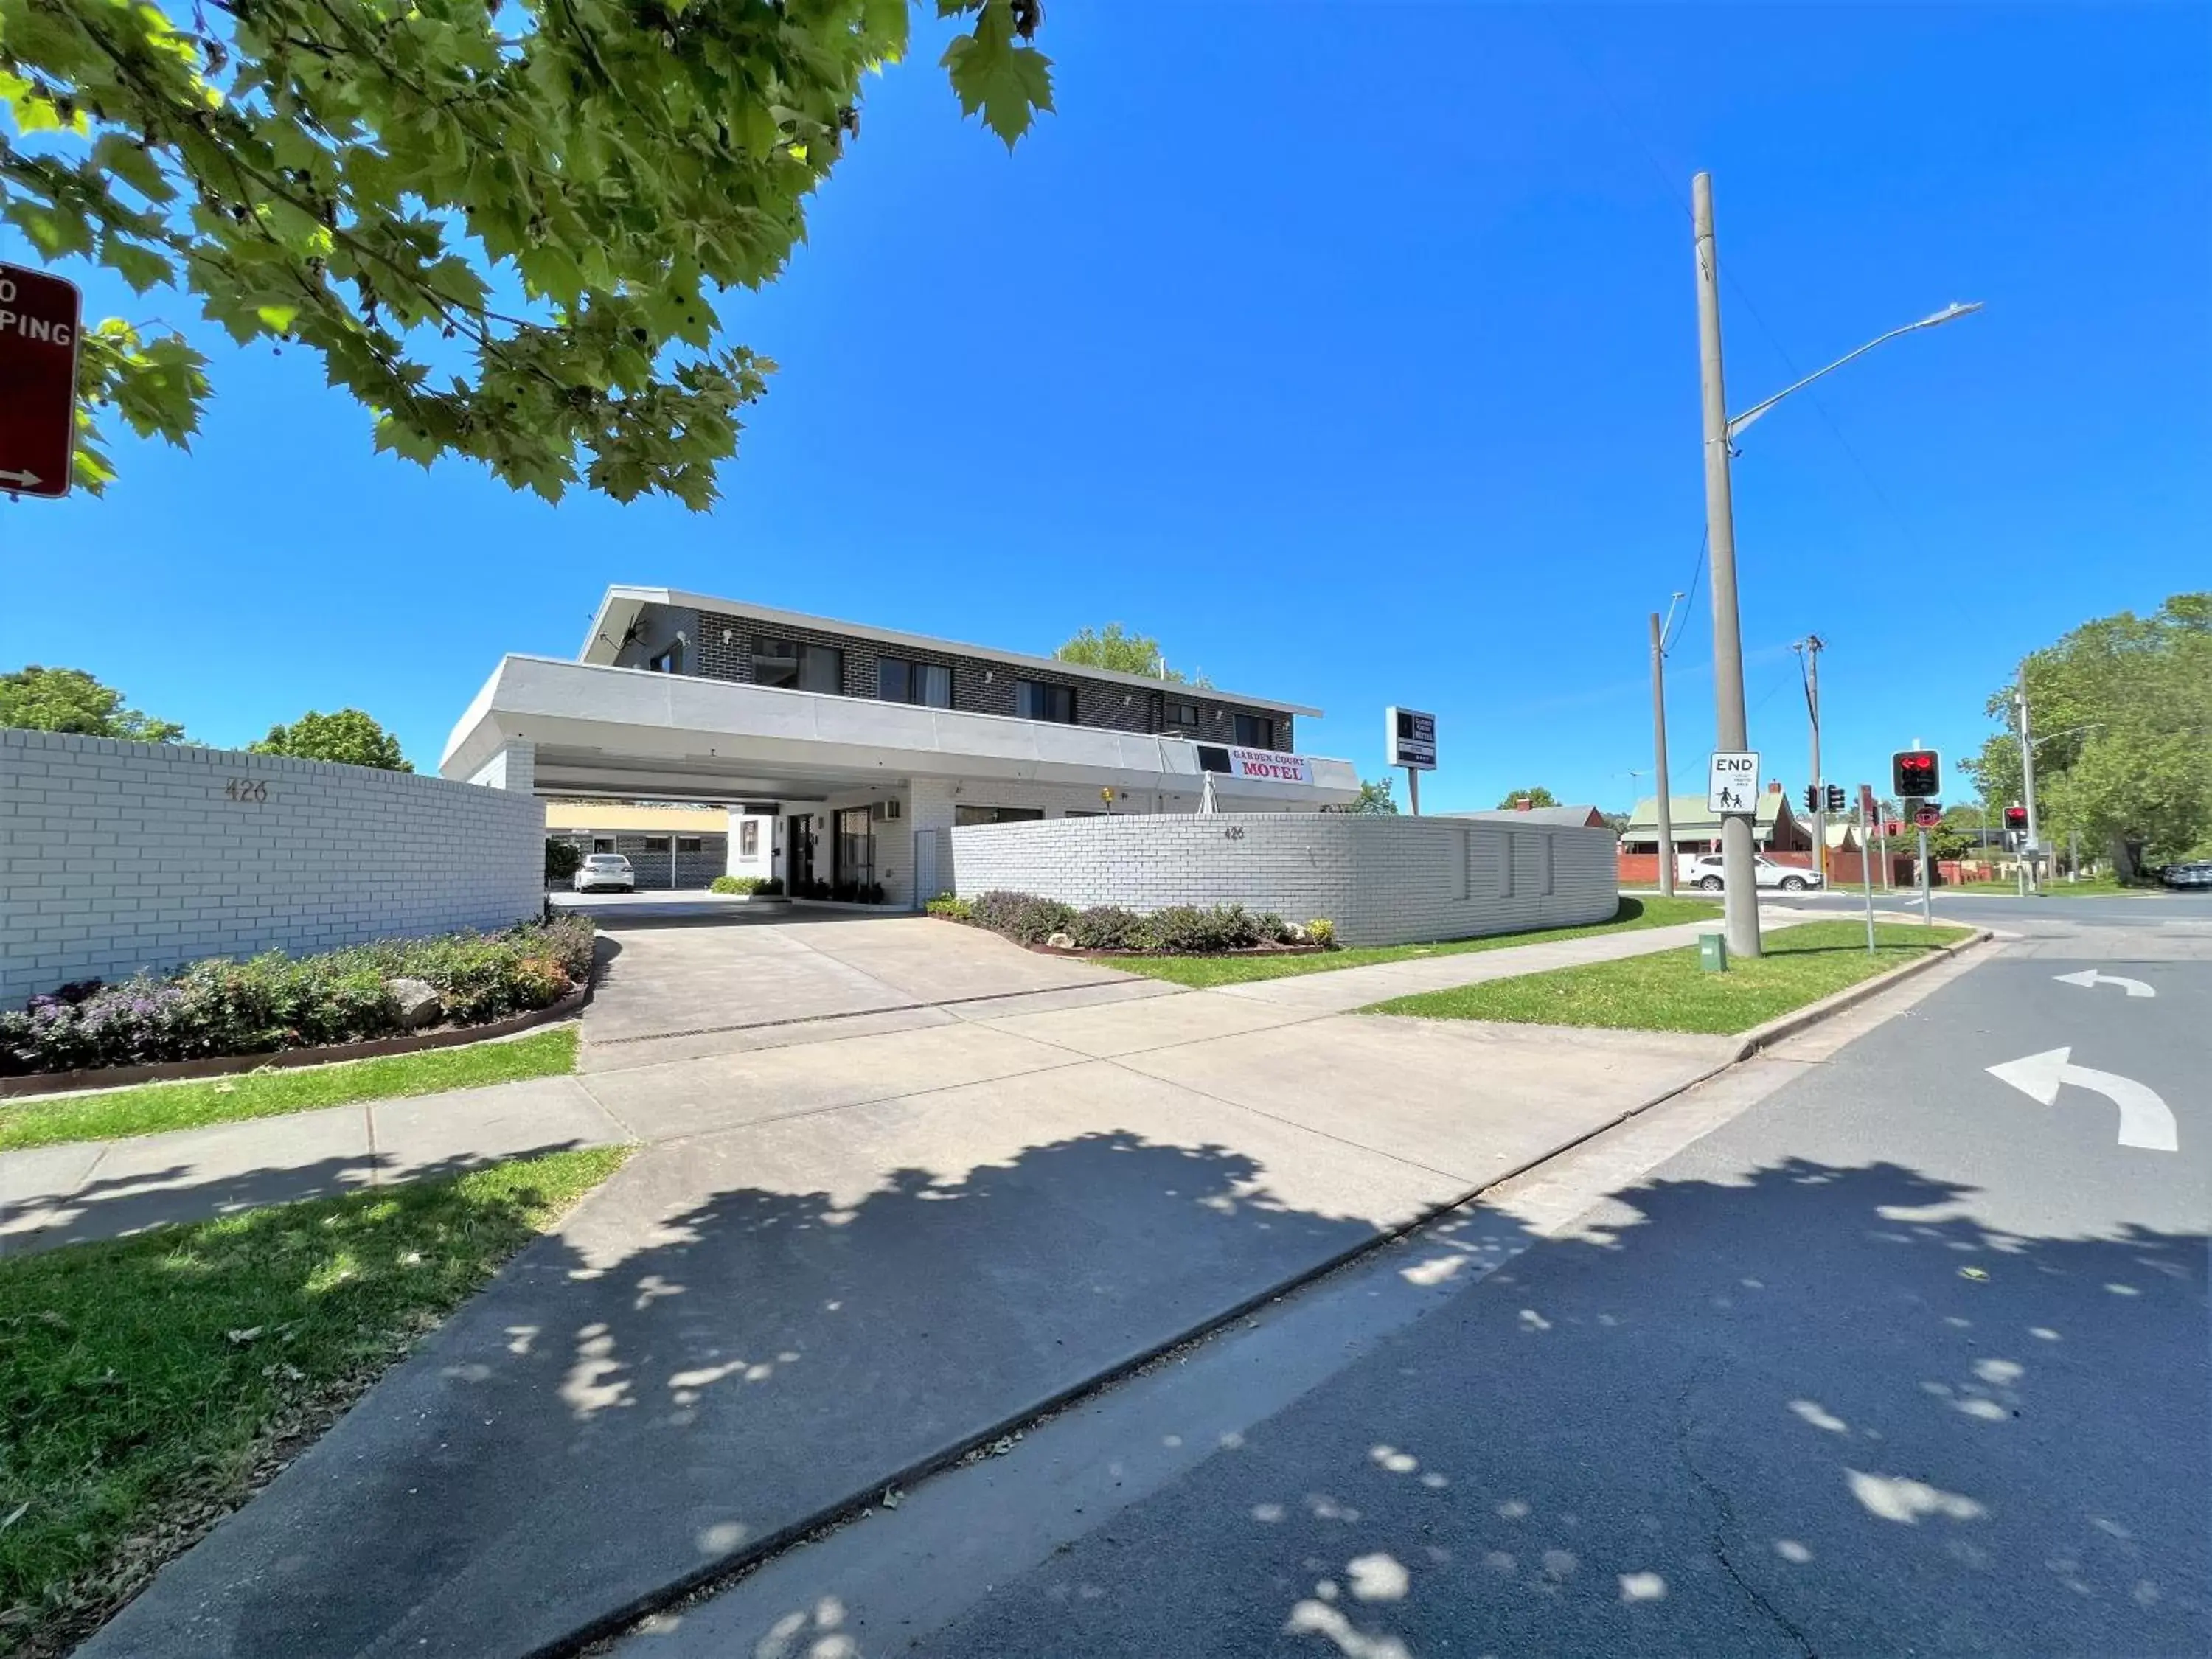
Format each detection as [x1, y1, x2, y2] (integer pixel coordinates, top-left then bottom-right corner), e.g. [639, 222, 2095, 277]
[0, 916, 595, 1084]
[927, 891, 1338, 957]
[1015, 937, 1327, 961]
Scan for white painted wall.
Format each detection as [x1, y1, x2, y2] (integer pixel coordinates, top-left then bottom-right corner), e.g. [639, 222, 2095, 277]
[0, 731, 544, 1005]
[946, 814, 1618, 947]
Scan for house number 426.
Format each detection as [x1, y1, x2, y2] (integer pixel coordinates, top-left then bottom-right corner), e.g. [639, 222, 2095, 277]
[225, 779, 269, 803]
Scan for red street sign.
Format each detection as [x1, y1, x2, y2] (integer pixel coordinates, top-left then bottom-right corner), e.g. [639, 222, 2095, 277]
[1914, 804, 1944, 830]
[0, 262, 81, 500]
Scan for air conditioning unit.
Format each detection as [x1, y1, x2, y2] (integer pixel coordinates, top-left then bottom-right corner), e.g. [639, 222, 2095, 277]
[871, 799, 903, 822]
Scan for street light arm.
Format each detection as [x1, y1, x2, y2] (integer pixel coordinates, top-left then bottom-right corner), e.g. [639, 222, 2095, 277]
[1726, 302, 1983, 442]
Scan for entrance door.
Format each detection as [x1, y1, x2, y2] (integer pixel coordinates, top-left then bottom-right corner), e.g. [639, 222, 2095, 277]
[834, 807, 875, 895]
[787, 813, 817, 891]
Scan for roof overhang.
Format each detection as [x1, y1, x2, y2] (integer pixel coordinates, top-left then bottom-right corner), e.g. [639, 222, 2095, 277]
[443, 656, 1360, 807]
[575, 585, 1324, 719]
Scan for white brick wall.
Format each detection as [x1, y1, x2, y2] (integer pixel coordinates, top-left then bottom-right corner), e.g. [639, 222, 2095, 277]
[0, 731, 544, 1005]
[947, 814, 1618, 947]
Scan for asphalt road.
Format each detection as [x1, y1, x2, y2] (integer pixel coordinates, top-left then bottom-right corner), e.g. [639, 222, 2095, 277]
[623, 913, 2209, 1658]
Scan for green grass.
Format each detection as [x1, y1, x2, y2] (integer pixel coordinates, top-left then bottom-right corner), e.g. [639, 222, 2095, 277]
[1937, 877, 2160, 897]
[1104, 896, 1722, 988]
[0, 1026, 580, 1154]
[1363, 920, 1972, 1035]
[0, 1146, 628, 1655]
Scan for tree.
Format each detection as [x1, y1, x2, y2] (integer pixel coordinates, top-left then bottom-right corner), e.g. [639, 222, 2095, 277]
[251, 707, 409, 770]
[1323, 777, 1397, 815]
[3, 1, 1052, 507]
[1052, 623, 1214, 686]
[1496, 786, 1559, 809]
[545, 838, 582, 886]
[0, 664, 184, 740]
[1959, 593, 2211, 878]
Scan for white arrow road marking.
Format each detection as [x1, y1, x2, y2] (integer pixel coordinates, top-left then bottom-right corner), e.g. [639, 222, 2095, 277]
[2051, 968, 2155, 998]
[1986, 1047, 2177, 1152]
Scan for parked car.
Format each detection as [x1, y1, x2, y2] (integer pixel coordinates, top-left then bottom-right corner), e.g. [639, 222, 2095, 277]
[2159, 860, 2212, 891]
[1686, 854, 1823, 893]
[574, 853, 636, 894]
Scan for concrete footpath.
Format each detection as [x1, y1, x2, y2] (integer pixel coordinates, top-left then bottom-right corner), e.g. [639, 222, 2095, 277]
[59, 914, 1815, 1658]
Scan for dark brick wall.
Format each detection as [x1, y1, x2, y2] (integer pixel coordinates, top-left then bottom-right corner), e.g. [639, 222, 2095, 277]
[630, 602, 1295, 751]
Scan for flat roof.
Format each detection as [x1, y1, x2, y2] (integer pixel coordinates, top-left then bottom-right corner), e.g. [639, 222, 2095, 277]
[577, 585, 1324, 719]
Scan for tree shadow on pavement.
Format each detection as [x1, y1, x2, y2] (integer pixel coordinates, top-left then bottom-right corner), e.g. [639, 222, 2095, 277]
[78, 1128, 1422, 1659]
[913, 1155, 2210, 1659]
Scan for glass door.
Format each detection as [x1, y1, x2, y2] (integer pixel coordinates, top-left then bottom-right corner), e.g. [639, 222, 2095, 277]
[834, 807, 875, 896]
[787, 813, 816, 891]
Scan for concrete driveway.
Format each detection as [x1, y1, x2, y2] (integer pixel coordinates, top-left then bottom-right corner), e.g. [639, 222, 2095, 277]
[580, 911, 1171, 1057]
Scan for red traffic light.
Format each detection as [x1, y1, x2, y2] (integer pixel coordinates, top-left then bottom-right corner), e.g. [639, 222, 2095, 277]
[1891, 749, 1941, 798]
[1883, 820, 1902, 838]
[2003, 805, 2028, 829]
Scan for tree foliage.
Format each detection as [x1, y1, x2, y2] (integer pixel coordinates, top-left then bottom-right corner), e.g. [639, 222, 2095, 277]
[1495, 785, 1558, 809]
[1323, 777, 1397, 815]
[1958, 593, 2211, 877]
[0, 663, 184, 740]
[251, 706, 409, 769]
[1053, 622, 1213, 686]
[1, 0, 1052, 506]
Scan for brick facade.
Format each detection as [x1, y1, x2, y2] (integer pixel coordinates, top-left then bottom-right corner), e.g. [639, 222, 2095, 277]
[0, 730, 543, 1006]
[616, 601, 1293, 752]
[941, 815, 1618, 947]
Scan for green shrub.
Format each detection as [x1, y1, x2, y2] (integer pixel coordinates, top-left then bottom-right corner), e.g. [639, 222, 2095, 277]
[1304, 917, 1338, 949]
[925, 894, 975, 922]
[710, 874, 770, 894]
[971, 891, 1076, 944]
[1144, 903, 1268, 953]
[0, 916, 597, 1075]
[545, 838, 582, 884]
[1067, 905, 1149, 950]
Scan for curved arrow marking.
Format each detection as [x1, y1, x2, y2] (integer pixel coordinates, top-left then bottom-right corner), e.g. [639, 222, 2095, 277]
[2051, 968, 2154, 998]
[1986, 1048, 2177, 1152]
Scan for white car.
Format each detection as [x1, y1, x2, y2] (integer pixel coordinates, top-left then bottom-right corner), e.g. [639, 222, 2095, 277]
[1686, 854, 1823, 893]
[573, 853, 636, 893]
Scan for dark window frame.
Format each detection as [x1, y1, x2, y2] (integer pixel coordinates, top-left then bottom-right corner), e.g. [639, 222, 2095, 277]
[877, 655, 953, 709]
[752, 634, 844, 695]
[1167, 699, 1201, 734]
[641, 836, 672, 852]
[1234, 713, 1275, 749]
[677, 837, 703, 853]
[1014, 678, 1078, 724]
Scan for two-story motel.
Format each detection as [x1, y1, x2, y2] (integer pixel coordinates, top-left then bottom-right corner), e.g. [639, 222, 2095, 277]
[442, 587, 1361, 906]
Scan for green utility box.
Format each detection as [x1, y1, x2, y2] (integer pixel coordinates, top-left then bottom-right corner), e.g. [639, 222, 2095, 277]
[1698, 933, 1728, 973]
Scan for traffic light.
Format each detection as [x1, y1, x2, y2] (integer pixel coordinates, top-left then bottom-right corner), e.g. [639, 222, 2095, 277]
[2003, 804, 2028, 830]
[1803, 785, 1820, 813]
[1826, 785, 1847, 814]
[1892, 749, 1941, 799]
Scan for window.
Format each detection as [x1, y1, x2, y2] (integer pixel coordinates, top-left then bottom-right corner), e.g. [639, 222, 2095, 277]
[642, 836, 670, 852]
[877, 656, 953, 708]
[1166, 700, 1200, 735]
[753, 635, 843, 695]
[593, 838, 613, 854]
[647, 640, 684, 674]
[1234, 713, 1275, 748]
[740, 820, 760, 857]
[1196, 745, 1231, 773]
[955, 805, 1046, 827]
[1015, 679, 1077, 723]
[677, 837, 703, 853]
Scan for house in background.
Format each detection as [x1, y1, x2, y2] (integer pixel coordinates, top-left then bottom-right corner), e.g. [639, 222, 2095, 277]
[1616, 782, 1812, 883]
[1450, 803, 1610, 830]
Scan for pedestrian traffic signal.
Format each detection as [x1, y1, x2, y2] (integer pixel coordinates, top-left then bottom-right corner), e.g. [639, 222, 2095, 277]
[1825, 785, 1847, 813]
[2004, 804, 2028, 830]
[1892, 749, 1941, 799]
[1803, 785, 1820, 813]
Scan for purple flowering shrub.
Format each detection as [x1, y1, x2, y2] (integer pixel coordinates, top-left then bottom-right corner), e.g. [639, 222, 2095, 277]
[0, 915, 595, 1074]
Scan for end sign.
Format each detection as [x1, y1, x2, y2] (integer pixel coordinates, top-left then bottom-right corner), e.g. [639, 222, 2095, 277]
[0, 262, 81, 500]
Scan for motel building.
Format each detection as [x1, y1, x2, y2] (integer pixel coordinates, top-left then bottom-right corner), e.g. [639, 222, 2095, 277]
[442, 586, 1361, 907]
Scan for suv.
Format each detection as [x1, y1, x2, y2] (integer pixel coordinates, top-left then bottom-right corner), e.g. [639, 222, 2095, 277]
[1687, 854, 1821, 893]
[574, 852, 636, 894]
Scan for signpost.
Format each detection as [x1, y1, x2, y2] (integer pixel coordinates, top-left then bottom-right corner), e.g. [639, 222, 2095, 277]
[1385, 707, 1436, 816]
[1857, 785, 1878, 955]
[0, 262, 80, 500]
[1705, 750, 1760, 815]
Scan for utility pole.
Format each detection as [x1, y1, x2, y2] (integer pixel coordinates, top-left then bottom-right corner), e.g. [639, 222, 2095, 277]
[1795, 634, 1826, 884]
[1649, 611, 1674, 897]
[2014, 667, 2042, 895]
[1694, 173, 1760, 956]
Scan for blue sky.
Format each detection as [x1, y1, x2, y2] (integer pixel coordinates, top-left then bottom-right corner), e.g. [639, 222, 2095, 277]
[6, 3, 2205, 813]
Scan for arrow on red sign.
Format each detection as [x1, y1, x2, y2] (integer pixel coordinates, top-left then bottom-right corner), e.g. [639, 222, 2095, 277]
[0, 262, 81, 501]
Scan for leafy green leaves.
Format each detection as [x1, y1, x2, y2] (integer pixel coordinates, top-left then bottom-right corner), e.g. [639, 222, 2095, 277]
[1, 0, 1054, 508]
